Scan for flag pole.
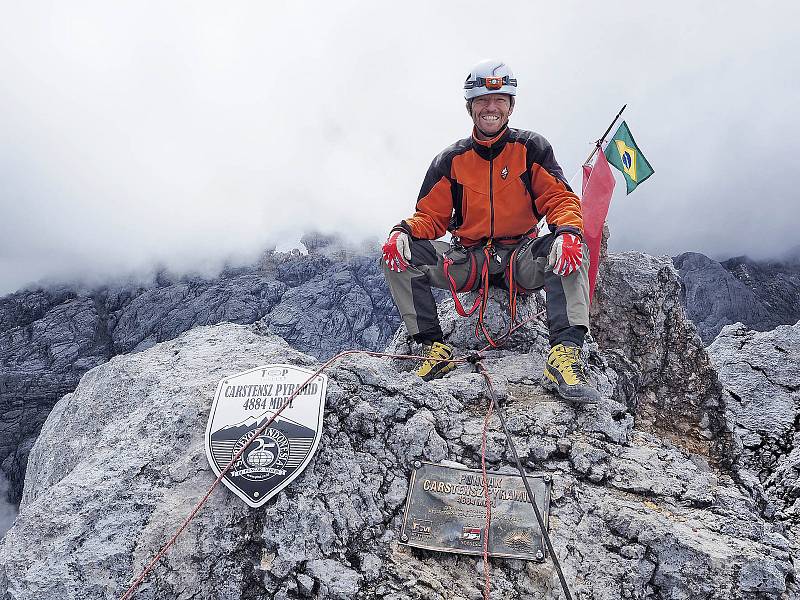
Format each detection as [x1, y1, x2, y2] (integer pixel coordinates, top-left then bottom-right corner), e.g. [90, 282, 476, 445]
[583, 104, 627, 166]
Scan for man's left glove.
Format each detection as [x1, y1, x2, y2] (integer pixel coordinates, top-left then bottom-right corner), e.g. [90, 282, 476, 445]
[382, 230, 411, 272]
[548, 232, 583, 277]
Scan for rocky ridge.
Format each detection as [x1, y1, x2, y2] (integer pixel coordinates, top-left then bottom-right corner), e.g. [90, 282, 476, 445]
[0, 252, 796, 599]
[708, 322, 800, 542]
[674, 252, 800, 344]
[3, 241, 795, 510]
[0, 235, 399, 504]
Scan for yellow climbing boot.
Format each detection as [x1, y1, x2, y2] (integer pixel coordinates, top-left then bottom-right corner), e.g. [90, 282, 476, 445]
[542, 343, 601, 404]
[416, 341, 457, 381]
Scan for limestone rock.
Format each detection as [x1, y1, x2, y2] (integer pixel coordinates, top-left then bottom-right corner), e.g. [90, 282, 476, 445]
[708, 321, 800, 546]
[591, 252, 729, 461]
[0, 252, 399, 504]
[0, 321, 795, 596]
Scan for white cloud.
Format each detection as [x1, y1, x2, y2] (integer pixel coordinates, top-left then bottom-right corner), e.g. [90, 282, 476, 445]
[1, 0, 799, 294]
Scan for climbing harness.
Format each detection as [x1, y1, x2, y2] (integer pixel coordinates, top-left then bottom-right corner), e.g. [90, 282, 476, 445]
[120, 312, 575, 600]
[443, 235, 535, 348]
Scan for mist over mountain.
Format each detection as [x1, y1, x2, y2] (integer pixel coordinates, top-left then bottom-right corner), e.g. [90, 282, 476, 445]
[2, 236, 798, 513]
[674, 251, 800, 343]
[1, 248, 797, 597]
[0, 474, 15, 539]
[2, 2, 799, 297]
[0, 234, 401, 504]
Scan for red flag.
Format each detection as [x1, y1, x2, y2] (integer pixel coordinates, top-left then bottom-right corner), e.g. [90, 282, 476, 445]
[581, 149, 616, 301]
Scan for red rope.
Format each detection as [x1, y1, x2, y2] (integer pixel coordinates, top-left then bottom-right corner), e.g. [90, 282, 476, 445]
[119, 306, 549, 600]
[444, 242, 527, 350]
[480, 376, 495, 600]
[119, 349, 466, 600]
[443, 254, 484, 317]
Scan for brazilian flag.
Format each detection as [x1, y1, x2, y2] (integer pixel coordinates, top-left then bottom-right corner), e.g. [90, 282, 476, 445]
[604, 121, 654, 194]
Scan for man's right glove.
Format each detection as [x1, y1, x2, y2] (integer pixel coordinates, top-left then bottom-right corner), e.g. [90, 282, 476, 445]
[382, 230, 411, 272]
[548, 232, 583, 277]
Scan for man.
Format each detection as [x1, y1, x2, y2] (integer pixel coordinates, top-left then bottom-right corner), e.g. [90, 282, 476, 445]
[382, 60, 599, 403]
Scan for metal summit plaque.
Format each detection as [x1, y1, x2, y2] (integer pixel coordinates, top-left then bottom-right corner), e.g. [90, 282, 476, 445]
[400, 462, 551, 561]
[205, 364, 327, 508]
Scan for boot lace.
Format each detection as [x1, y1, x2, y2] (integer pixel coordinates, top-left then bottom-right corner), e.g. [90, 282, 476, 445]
[553, 345, 587, 383]
[422, 343, 450, 370]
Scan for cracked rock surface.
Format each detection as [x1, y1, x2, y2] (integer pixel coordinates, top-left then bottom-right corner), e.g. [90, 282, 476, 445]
[708, 322, 800, 549]
[591, 253, 729, 461]
[1, 251, 796, 598]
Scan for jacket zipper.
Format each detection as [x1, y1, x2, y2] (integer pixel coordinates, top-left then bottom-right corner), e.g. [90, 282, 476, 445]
[489, 145, 494, 239]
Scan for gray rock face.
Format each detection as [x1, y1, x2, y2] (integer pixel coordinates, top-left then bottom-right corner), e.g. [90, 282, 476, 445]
[708, 322, 800, 544]
[722, 255, 800, 327]
[591, 253, 729, 462]
[5, 240, 793, 512]
[0, 243, 399, 505]
[264, 254, 400, 358]
[1, 254, 796, 598]
[0, 288, 115, 506]
[674, 252, 800, 343]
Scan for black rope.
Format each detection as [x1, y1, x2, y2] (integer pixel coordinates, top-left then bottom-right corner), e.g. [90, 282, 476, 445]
[473, 360, 574, 600]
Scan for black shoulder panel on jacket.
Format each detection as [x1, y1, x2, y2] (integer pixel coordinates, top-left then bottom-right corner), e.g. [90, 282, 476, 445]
[417, 137, 473, 201]
[509, 128, 572, 191]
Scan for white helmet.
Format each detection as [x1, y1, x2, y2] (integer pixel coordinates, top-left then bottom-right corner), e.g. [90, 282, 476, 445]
[464, 60, 517, 100]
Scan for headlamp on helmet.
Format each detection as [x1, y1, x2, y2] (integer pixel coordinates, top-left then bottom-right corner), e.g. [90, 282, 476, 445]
[464, 60, 517, 100]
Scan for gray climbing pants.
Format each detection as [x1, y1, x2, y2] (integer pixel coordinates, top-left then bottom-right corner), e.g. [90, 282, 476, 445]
[382, 234, 590, 347]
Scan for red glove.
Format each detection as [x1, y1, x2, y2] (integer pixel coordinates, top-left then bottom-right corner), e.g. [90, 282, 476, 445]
[382, 231, 411, 272]
[548, 233, 583, 276]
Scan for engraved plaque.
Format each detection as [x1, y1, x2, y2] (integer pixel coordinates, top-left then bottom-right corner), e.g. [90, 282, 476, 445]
[400, 462, 551, 561]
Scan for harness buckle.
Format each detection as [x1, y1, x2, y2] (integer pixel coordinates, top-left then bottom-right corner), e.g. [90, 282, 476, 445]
[484, 239, 503, 264]
[449, 237, 466, 253]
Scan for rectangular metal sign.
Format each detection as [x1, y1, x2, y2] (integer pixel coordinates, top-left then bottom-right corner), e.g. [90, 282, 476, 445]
[400, 462, 551, 561]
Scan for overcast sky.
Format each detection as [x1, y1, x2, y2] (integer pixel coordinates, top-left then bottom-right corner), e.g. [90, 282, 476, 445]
[1, 1, 798, 295]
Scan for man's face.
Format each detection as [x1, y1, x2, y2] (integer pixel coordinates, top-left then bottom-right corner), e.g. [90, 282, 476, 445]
[468, 93, 513, 139]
